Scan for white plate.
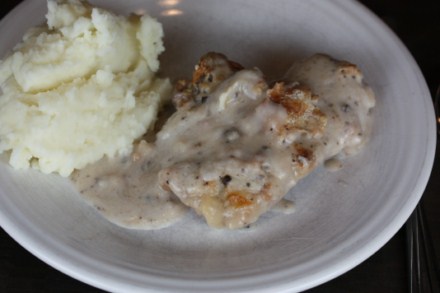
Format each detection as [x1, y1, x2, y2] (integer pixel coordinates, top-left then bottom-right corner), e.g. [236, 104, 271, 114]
[0, 0, 436, 292]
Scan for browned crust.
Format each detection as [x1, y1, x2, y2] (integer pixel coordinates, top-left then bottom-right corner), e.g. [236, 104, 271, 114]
[268, 82, 327, 136]
[172, 52, 244, 109]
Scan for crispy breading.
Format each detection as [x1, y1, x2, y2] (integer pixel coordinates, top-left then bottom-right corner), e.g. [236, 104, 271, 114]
[172, 52, 244, 108]
[268, 82, 327, 137]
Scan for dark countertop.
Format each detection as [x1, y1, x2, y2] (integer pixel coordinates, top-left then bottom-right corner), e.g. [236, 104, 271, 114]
[1, 1, 439, 292]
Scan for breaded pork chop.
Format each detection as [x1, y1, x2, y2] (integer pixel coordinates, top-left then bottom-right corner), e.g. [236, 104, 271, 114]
[157, 53, 335, 228]
[158, 53, 374, 229]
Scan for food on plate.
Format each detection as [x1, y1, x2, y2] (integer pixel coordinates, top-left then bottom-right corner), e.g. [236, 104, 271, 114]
[72, 52, 375, 229]
[284, 54, 375, 158]
[0, 0, 170, 176]
[0, 1, 376, 230]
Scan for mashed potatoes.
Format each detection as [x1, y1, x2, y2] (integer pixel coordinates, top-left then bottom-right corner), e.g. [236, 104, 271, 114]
[0, 0, 171, 176]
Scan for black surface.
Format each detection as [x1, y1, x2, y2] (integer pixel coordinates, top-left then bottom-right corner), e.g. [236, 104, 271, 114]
[1, 1, 439, 292]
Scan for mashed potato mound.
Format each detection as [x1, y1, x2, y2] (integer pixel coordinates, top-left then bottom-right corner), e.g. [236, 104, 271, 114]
[0, 0, 171, 176]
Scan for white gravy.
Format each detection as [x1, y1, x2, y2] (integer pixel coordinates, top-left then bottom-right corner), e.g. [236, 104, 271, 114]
[71, 54, 375, 230]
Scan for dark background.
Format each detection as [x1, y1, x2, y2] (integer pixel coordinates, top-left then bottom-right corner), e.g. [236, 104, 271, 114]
[1, 0, 439, 292]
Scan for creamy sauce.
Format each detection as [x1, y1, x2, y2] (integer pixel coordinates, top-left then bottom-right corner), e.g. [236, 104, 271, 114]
[285, 54, 375, 160]
[71, 54, 375, 230]
[324, 158, 343, 171]
[70, 141, 189, 229]
[272, 199, 296, 214]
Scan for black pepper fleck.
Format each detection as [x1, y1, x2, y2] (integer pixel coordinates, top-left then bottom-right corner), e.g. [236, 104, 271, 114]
[220, 175, 232, 186]
[341, 103, 351, 113]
